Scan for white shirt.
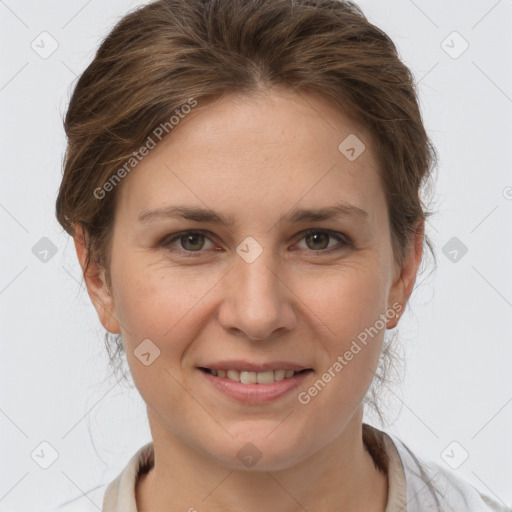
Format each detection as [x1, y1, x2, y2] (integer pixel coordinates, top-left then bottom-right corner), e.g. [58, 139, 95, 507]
[47, 426, 510, 511]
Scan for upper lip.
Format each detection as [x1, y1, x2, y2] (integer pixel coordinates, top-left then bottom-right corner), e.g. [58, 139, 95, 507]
[198, 360, 312, 372]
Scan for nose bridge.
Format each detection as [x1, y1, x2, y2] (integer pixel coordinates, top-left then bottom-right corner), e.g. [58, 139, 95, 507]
[218, 242, 296, 340]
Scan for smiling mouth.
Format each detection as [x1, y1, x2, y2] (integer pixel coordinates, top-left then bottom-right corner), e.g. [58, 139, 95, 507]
[199, 367, 312, 384]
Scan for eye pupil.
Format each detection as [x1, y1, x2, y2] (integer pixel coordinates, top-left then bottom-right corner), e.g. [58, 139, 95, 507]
[182, 233, 204, 251]
[164, 229, 345, 256]
[306, 232, 329, 250]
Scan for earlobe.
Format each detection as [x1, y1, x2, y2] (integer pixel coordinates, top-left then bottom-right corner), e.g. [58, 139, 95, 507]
[72, 223, 121, 334]
[386, 220, 424, 330]
[386, 301, 403, 330]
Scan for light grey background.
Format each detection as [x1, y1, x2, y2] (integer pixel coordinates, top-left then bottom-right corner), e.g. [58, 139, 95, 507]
[1, 0, 511, 510]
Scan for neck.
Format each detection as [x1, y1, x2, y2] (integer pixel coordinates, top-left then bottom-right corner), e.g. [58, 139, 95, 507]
[136, 410, 388, 512]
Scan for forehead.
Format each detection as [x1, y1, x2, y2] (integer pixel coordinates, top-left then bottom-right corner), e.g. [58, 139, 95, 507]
[115, 87, 385, 225]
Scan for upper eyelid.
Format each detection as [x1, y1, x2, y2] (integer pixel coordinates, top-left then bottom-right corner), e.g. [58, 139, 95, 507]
[162, 228, 349, 251]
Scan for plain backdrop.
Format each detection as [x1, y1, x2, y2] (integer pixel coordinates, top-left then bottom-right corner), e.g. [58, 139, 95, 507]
[1, 0, 511, 510]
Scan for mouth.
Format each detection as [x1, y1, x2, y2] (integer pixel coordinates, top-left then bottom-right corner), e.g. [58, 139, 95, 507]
[198, 367, 312, 384]
[196, 361, 314, 403]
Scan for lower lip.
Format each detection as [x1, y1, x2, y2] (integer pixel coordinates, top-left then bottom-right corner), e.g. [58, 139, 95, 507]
[198, 369, 313, 404]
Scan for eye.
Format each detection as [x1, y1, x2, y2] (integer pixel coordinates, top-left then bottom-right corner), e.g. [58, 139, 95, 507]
[160, 230, 217, 255]
[160, 228, 350, 257]
[294, 229, 350, 253]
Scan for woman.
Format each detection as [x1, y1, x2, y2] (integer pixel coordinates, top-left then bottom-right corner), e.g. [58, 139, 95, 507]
[52, 0, 508, 510]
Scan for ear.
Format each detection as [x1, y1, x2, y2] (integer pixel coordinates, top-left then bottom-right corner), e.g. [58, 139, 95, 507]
[386, 219, 424, 329]
[72, 224, 121, 334]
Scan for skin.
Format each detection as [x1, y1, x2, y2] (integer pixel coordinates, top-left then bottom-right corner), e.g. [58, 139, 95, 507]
[74, 86, 423, 512]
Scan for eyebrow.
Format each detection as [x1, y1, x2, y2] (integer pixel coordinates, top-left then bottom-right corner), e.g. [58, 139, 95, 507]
[137, 201, 368, 226]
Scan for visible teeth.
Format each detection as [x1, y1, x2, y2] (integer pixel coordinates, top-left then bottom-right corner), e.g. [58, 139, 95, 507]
[256, 370, 275, 384]
[274, 369, 286, 381]
[227, 369, 240, 382]
[240, 371, 257, 384]
[209, 368, 304, 383]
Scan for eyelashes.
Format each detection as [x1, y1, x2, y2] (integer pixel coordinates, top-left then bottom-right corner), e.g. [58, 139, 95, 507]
[159, 228, 352, 257]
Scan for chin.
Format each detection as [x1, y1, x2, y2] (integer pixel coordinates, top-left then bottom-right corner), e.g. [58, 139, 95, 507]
[204, 435, 306, 472]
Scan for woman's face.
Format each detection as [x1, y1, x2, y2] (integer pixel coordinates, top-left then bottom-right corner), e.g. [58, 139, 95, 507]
[78, 87, 420, 471]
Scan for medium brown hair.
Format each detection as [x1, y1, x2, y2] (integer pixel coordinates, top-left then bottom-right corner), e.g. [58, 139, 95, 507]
[56, 0, 437, 396]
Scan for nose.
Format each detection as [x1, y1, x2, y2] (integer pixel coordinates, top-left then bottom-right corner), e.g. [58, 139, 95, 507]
[217, 251, 297, 342]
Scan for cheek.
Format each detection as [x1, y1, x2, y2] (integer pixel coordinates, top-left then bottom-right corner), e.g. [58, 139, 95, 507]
[109, 260, 215, 420]
[112, 256, 222, 343]
[294, 258, 389, 341]
[292, 261, 388, 404]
